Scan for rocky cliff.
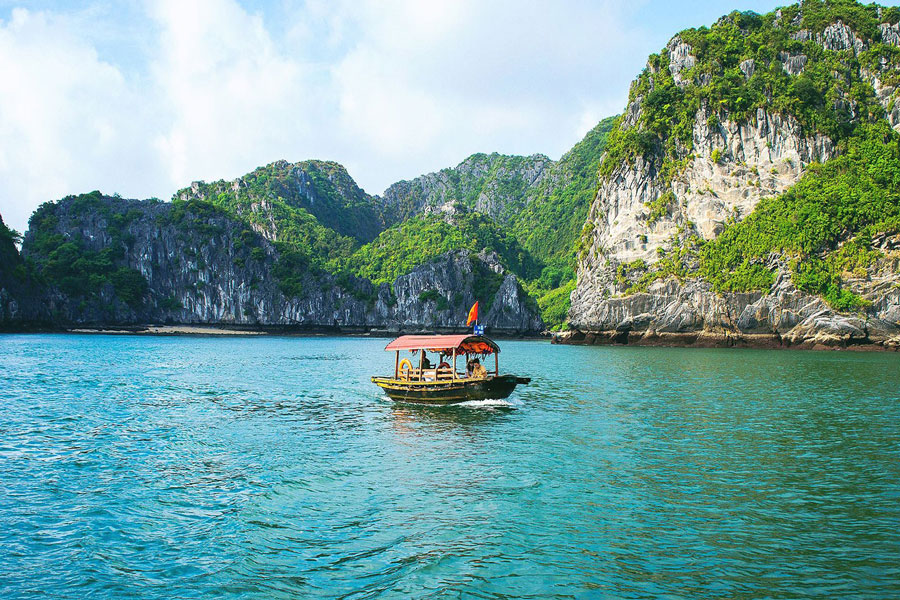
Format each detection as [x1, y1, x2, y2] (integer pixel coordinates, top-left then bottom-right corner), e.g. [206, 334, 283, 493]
[569, 3, 900, 349]
[17, 194, 541, 333]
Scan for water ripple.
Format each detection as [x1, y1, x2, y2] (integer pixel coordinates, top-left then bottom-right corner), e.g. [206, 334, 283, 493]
[1, 335, 899, 598]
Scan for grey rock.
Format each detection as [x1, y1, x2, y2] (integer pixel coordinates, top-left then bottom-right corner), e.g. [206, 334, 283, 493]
[881, 22, 900, 47]
[569, 266, 895, 348]
[667, 37, 696, 88]
[818, 20, 867, 54]
[778, 52, 808, 76]
[570, 24, 900, 349]
[19, 196, 542, 333]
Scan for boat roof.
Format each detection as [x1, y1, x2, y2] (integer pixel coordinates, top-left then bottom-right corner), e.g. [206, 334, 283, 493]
[384, 334, 500, 354]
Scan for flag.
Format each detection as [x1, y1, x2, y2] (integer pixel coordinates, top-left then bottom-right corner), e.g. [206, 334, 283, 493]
[466, 301, 479, 326]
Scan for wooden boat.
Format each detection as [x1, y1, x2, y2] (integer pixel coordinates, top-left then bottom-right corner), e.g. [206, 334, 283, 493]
[371, 334, 530, 404]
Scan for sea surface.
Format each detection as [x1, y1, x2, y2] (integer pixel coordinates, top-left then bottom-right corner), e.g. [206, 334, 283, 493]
[1, 334, 899, 599]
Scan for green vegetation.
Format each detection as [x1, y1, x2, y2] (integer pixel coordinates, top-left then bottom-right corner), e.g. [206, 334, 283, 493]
[0, 218, 21, 248]
[187, 160, 388, 242]
[272, 244, 308, 298]
[340, 211, 540, 286]
[109, 267, 149, 306]
[535, 280, 577, 331]
[612, 238, 701, 296]
[0, 216, 27, 284]
[510, 117, 615, 269]
[645, 191, 676, 225]
[387, 153, 543, 225]
[600, 1, 891, 187]
[27, 205, 149, 308]
[194, 187, 357, 272]
[418, 289, 450, 311]
[700, 122, 900, 310]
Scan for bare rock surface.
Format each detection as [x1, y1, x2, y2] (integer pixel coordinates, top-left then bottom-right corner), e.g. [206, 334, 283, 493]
[17, 197, 542, 333]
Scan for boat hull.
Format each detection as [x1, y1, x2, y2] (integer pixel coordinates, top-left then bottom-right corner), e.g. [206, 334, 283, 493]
[371, 374, 530, 404]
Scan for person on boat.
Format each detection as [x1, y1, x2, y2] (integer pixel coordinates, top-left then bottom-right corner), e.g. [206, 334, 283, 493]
[471, 358, 487, 379]
[466, 358, 475, 378]
[422, 353, 432, 369]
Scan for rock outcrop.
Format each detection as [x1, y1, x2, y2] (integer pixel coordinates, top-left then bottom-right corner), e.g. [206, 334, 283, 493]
[19, 195, 541, 333]
[566, 257, 900, 350]
[569, 10, 900, 350]
[583, 107, 833, 267]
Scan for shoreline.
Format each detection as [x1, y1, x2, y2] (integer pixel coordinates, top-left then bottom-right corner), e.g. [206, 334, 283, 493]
[1, 323, 547, 340]
[554, 329, 900, 352]
[5, 324, 899, 351]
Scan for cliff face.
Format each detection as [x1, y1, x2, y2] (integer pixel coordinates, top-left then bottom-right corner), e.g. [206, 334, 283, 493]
[570, 6, 900, 349]
[20, 195, 541, 333]
[569, 257, 900, 349]
[580, 104, 833, 266]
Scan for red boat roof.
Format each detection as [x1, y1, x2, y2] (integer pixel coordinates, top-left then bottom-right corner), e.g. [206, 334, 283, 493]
[384, 334, 499, 354]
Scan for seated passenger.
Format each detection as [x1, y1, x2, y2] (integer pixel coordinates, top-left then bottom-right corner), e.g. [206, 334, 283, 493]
[471, 359, 487, 378]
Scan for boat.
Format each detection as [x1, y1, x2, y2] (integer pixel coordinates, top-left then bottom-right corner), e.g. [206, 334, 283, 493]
[371, 334, 531, 404]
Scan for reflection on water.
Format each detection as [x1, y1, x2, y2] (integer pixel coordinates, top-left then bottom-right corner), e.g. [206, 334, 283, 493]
[1, 334, 899, 599]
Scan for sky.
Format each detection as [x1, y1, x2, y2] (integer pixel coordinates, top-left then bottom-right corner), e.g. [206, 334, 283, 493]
[0, 0, 804, 234]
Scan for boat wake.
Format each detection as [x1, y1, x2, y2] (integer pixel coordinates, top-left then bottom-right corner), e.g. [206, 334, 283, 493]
[379, 394, 519, 409]
[457, 398, 517, 409]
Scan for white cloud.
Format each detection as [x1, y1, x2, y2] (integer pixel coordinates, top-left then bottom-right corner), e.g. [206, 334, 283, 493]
[0, 7, 166, 233]
[327, 0, 645, 187]
[148, 0, 314, 187]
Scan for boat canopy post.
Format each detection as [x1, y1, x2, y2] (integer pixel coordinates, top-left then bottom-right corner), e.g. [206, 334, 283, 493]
[394, 351, 399, 378]
[451, 348, 456, 380]
[495, 353, 499, 376]
[418, 349, 424, 381]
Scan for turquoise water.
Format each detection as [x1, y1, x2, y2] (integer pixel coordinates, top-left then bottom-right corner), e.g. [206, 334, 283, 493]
[1, 335, 899, 599]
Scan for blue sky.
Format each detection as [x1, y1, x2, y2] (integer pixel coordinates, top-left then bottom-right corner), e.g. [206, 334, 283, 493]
[0, 0, 874, 233]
